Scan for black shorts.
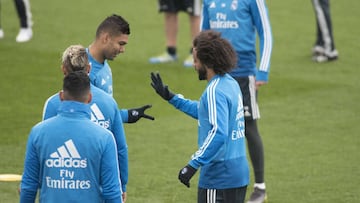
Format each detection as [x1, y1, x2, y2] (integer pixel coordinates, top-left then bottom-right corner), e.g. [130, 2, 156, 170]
[234, 76, 260, 120]
[198, 186, 247, 203]
[158, 0, 201, 16]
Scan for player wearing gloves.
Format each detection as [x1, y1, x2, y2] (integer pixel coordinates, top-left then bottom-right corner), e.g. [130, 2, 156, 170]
[201, 1, 273, 202]
[151, 30, 249, 203]
[21, 71, 123, 203]
[42, 45, 128, 202]
[87, 14, 153, 123]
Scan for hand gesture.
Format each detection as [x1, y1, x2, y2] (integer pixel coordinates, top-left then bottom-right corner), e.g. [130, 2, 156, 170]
[150, 72, 175, 101]
[127, 105, 154, 123]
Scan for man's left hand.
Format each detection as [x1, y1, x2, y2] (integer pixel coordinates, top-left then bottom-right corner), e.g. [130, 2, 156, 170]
[178, 165, 197, 188]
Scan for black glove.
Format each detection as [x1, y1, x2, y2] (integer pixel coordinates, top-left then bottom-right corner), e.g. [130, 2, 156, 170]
[150, 72, 175, 101]
[178, 164, 197, 188]
[127, 105, 154, 123]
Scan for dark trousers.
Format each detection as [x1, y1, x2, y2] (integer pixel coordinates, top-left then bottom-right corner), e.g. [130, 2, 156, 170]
[14, 0, 31, 28]
[312, 0, 336, 51]
[198, 186, 248, 203]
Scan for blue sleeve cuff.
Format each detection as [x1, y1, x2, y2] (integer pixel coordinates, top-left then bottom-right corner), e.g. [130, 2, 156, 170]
[20, 190, 37, 203]
[120, 109, 128, 123]
[104, 197, 123, 203]
[168, 94, 179, 104]
[188, 160, 200, 170]
[256, 70, 269, 82]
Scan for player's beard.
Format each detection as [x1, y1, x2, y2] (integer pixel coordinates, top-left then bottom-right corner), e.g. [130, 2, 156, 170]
[197, 65, 207, 81]
[104, 46, 120, 61]
[105, 52, 118, 61]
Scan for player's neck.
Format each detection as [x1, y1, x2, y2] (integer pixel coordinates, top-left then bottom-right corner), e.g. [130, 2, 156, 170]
[89, 43, 105, 64]
[206, 69, 216, 82]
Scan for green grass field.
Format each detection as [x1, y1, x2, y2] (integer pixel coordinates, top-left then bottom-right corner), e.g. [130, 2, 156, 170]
[1, 0, 359, 202]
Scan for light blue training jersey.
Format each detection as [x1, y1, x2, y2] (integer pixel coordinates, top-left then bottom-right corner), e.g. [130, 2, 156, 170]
[202, 0, 273, 82]
[42, 84, 128, 192]
[169, 74, 249, 189]
[21, 101, 122, 203]
[86, 48, 129, 122]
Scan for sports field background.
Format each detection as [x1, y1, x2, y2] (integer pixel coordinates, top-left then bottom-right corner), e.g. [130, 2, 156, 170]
[0, 0, 359, 202]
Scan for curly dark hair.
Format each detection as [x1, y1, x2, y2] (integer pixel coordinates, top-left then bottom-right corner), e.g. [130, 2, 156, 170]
[193, 30, 237, 75]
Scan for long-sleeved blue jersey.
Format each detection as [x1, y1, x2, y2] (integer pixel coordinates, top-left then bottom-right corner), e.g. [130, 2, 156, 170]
[21, 101, 122, 203]
[87, 51, 113, 96]
[201, 0, 273, 82]
[86, 48, 129, 122]
[42, 84, 128, 192]
[169, 74, 249, 189]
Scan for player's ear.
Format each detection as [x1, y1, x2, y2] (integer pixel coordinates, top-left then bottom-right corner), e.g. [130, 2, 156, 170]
[61, 65, 67, 75]
[103, 32, 111, 43]
[86, 63, 91, 75]
[59, 90, 64, 101]
[100, 32, 107, 43]
[87, 92, 92, 104]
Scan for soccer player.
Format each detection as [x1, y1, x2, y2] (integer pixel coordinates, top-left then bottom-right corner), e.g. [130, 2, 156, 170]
[0, 0, 33, 42]
[42, 45, 128, 202]
[151, 30, 249, 203]
[148, 0, 201, 67]
[201, 1, 273, 202]
[87, 14, 154, 123]
[311, 0, 338, 62]
[21, 71, 123, 203]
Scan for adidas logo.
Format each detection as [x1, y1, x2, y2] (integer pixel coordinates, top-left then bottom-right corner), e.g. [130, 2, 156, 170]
[101, 78, 106, 86]
[90, 103, 110, 129]
[46, 139, 87, 168]
[49, 139, 80, 158]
